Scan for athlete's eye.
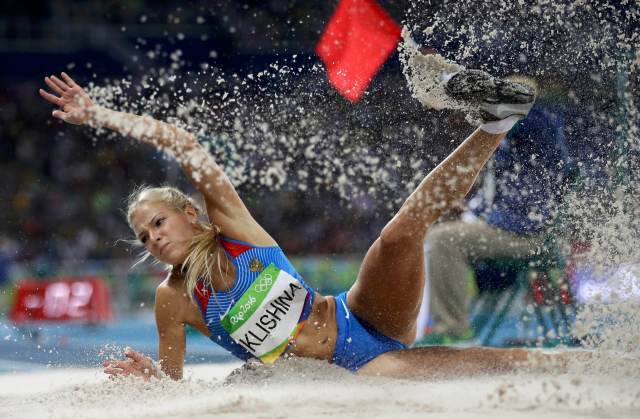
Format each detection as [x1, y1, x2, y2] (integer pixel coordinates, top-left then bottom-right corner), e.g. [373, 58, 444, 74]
[155, 217, 165, 227]
[140, 234, 148, 244]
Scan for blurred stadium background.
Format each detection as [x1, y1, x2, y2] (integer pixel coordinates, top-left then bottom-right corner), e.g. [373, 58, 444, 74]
[0, 1, 637, 370]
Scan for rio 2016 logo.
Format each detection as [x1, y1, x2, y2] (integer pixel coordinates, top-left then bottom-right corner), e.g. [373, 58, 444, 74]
[230, 295, 257, 325]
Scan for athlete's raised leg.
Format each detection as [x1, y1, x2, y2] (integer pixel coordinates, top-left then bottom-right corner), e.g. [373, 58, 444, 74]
[347, 129, 507, 344]
[347, 70, 537, 344]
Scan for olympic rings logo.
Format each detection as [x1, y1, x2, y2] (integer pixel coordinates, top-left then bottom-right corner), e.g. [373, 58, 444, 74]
[254, 273, 273, 293]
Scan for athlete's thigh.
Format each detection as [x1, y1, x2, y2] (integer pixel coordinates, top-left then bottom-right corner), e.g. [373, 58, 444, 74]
[347, 235, 425, 344]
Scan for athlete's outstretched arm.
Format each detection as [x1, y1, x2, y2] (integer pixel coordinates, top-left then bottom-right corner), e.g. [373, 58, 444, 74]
[39, 72, 274, 245]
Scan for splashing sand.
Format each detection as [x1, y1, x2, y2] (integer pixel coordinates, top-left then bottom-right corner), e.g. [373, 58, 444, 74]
[399, 29, 466, 112]
[1, 357, 639, 419]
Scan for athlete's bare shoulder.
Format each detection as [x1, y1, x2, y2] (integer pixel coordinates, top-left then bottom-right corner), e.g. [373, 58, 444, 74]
[155, 270, 190, 317]
[155, 268, 211, 336]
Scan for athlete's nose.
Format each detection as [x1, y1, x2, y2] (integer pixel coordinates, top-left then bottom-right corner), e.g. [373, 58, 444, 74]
[149, 229, 162, 242]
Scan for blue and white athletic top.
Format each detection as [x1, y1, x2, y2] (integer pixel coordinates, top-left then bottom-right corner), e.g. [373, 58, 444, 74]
[193, 237, 315, 362]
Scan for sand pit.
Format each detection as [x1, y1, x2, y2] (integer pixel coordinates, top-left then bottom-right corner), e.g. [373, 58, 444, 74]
[1, 357, 638, 419]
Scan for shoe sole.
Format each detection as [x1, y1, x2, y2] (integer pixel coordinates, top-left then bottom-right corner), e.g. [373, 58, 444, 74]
[479, 102, 535, 121]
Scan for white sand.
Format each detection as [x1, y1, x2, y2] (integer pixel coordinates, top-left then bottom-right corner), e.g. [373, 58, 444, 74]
[1, 358, 638, 419]
[399, 28, 466, 112]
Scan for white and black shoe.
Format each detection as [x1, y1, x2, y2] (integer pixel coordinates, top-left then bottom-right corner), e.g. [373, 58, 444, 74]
[445, 69, 536, 122]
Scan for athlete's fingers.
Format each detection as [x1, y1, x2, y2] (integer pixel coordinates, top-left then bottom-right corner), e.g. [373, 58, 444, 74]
[108, 358, 136, 368]
[52, 110, 70, 122]
[50, 75, 70, 92]
[44, 77, 65, 95]
[61, 72, 79, 88]
[103, 359, 125, 369]
[124, 348, 149, 365]
[106, 360, 139, 375]
[39, 89, 63, 106]
[102, 359, 126, 368]
[103, 351, 154, 380]
[103, 365, 131, 377]
[105, 368, 136, 378]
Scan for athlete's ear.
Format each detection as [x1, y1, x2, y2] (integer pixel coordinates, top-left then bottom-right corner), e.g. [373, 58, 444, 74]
[184, 204, 198, 222]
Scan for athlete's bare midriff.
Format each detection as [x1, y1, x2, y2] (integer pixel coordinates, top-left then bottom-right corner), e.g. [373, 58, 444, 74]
[287, 294, 338, 361]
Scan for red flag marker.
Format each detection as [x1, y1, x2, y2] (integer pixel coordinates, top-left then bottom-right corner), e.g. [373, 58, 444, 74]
[316, 0, 401, 102]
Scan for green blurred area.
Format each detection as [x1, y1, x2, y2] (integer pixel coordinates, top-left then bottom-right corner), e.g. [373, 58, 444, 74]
[290, 255, 361, 296]
[0, 286, 13, 315]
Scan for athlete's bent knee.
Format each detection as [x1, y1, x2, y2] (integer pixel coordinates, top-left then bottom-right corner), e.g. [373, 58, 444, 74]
[379, 224, 421, 251]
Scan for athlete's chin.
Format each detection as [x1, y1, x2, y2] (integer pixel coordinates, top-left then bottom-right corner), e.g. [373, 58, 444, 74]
[161, 248, 188, 266]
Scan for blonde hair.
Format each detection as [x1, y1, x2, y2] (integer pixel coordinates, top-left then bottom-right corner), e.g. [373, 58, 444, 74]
[126, 185, 229, 300]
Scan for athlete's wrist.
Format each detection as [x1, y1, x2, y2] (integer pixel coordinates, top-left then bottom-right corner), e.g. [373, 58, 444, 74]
[85, 105, 108, 128]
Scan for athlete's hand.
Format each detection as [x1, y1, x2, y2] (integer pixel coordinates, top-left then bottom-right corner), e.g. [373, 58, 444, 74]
[103, 347, 160, 381]
[39, 72, 96, 125]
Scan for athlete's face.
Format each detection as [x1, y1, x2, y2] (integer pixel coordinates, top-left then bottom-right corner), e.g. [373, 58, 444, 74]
[131, 201, 199, 266]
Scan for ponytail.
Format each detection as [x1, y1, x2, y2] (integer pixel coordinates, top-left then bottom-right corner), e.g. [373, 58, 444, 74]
[183, 223, 231, 301]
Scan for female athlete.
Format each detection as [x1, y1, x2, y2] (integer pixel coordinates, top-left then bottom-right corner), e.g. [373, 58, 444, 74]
[39, 70, 560, 380]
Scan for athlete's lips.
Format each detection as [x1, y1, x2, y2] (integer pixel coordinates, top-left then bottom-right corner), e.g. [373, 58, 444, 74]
[160, 242, 170, 255]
